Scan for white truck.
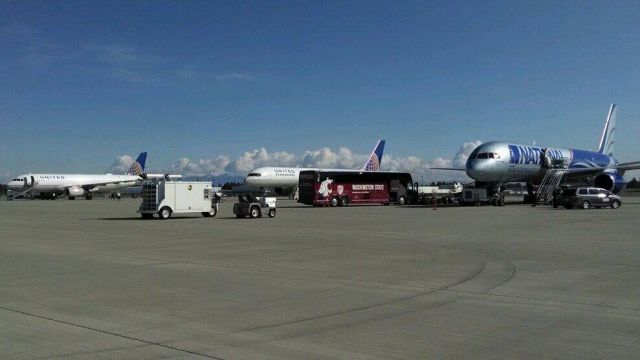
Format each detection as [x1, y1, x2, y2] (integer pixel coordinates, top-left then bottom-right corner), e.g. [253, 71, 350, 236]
[138, 181, 220, 219]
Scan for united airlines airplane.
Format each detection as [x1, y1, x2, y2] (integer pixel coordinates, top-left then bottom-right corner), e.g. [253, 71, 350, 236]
[434, 105, 640, 198]
[7, 152, 148, 200]
[243, 140, 385, 194]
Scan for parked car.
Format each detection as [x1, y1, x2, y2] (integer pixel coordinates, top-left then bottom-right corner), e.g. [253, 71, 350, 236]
[559, 187, 622, 209]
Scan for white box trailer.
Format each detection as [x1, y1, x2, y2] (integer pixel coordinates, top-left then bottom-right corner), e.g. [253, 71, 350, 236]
[138, 181, 219, 219]
[459, 187, 504, 206]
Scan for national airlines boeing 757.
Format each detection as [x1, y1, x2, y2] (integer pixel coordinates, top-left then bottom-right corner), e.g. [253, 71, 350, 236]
[433, 104, 640, 200]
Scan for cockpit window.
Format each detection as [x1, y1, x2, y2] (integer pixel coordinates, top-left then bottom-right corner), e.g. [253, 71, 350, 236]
[13, 178, 21, 181]
[247, 173, 262, 177]
[477, 153, 488, 159]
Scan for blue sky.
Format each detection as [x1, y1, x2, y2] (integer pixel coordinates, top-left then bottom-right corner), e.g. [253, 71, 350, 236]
[2, 1, 640, 181]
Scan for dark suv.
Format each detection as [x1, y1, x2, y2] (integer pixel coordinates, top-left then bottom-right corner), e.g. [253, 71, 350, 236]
[560, 187, 622, 209]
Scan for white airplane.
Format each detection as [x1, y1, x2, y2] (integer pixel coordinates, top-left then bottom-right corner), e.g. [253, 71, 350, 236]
[432, 104, 640, 200]
[243, 140, 386, 194]
[7, 152, 149, 200]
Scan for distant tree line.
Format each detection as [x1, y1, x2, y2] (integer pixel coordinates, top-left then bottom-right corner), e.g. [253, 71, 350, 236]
[222, 182, 242, 190]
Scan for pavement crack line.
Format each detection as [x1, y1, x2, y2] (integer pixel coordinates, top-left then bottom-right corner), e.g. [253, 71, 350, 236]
[0, 305, 225, 360]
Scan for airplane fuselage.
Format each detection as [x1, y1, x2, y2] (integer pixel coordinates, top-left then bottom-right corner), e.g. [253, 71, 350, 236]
[466, 141, 623, 191]
[244, 167, 365, 189]
[7, 174, 140, 194]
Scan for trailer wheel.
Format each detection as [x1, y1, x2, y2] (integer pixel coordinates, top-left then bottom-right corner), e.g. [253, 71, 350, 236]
[330, 197, 339, 207]
[340, 196, 349, 207]
[202, 207, 217, 217]
[398, 196, 406, 205]
[159, 207, 172, 220]
[268, 209, 276, 217]
[250, 206, 260, 218]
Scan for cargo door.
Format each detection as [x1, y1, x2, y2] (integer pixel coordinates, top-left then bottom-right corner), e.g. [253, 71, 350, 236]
[174, 184, 195, 211]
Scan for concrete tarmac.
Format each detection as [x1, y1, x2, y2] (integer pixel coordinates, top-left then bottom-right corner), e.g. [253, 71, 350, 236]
[1, 197, 639, 359]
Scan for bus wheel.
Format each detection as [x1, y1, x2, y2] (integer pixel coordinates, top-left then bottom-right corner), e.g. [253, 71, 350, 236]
[341, 196, 349, 207]
[330, 197, 339, 207]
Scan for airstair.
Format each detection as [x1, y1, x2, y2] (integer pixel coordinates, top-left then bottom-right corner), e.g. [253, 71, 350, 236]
[8, 186, 35, 200]
[534, 156, 569, 206]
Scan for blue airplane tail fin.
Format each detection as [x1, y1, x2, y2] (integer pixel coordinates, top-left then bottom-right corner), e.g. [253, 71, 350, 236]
[362, 140, 385, 171]
[596, 104, 616, 157]
[128, 152, 147, 176]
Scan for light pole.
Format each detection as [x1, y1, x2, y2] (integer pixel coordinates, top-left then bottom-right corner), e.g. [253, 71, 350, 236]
[421, 175, 424, 186]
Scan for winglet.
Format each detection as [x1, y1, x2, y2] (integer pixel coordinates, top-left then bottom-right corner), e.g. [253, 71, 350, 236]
[128, 152, 147, 176]
[596, 104, 616, 156]
[362, 140, 385, 171]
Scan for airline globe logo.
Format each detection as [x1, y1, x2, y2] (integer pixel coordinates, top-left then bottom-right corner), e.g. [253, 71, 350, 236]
[129, 161, 143, 176]
[365, 155, 380, 171]
[337, 185, 344, 195]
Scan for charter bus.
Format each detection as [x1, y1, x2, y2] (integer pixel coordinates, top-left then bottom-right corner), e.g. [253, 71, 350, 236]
[298, 170, 418, 206]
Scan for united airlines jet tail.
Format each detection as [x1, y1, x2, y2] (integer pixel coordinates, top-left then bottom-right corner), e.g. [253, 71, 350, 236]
[362, 140, 385, 171]
[127, 152, 147, 176]
[596, 104, 616, 157]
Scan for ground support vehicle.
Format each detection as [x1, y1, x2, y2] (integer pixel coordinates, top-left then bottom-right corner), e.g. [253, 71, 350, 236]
[233, 195, 277, 218]
[459, 187, 505, 206]
[138, 181, 220, 219]
[558, 187, 622, 209]
[416, 183, 463, 205]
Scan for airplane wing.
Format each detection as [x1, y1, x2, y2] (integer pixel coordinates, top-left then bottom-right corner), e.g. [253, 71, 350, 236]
[79, 180, 139, 191]
[429, 167, 466, 171]
[563, 161, 640, 177]
[615, 161, 640, 171]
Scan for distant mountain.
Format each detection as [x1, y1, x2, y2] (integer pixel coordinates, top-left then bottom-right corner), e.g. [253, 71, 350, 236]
[181, 172, 245, 185]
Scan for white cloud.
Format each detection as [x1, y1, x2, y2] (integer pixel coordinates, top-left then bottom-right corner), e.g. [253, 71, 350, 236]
[167, 156, 231, 176]
[115, 141, 482, 183]
[452, 140, 482, 167]
[109, 155, 135, 174]
[230, 148, 297, 173]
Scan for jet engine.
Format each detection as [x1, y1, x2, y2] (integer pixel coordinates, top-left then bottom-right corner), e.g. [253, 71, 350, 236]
[66, 186, 85, 198]
[593, 172, 626, 194]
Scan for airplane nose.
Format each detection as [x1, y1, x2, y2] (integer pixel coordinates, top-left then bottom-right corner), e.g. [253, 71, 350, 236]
[466, 161, 487, 180]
